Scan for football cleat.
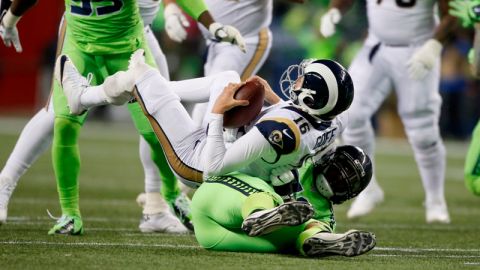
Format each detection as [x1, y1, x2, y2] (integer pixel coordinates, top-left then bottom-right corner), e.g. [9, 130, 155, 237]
[302, 230, 376, 257]
[48, 215, 84, 235]
[241, 201, 314, 237]
[347, 181, 384, 219]
[425, 198, 450, 224]
[54, 54, 91, 115]
[139, 211, 189, 234]
[0, 175, 16, 225]
[167, 193, 194, 231]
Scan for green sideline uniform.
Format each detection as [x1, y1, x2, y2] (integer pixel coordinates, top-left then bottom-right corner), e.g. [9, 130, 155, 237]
[50, 0, 178, 233]
[448, 0, 480, 196]
[465, 120, 480, 196]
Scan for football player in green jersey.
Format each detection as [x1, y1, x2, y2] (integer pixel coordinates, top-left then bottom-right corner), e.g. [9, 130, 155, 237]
[449, 0, 480, 196]
[0, 0, 245, 235]
[0, 0, 192, 233]
[192, 145, 376, 257]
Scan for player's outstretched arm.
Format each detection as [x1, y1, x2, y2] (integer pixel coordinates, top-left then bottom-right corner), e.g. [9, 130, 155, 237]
[0, 0, 37, 53]
[406, 0, 457, 80]
[319, 0, 354, 38]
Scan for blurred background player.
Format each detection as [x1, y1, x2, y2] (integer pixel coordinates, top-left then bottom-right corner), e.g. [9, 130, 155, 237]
[320, 0, 456, 223]
[0, 0, 245, 235]
[449, 0, 480, 196]
[189, 0, 275, 125]
[191, 145, 375, 257]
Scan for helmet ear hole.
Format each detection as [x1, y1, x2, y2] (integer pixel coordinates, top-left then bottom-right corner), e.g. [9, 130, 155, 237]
[303, 96, 316, 108]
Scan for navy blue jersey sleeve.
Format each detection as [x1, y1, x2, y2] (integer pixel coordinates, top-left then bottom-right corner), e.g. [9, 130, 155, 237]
[255, 117, 300, 156]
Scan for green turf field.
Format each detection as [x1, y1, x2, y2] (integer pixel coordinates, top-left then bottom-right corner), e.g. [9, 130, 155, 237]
[0, 116, 479, 270]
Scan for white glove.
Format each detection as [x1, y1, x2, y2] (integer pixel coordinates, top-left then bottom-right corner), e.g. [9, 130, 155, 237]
[164, 3, 190, 43]
[406, 39, 442, 80]
[209, 22, 246, 53]
[320, 8, 341, 38]
[0, 10, 22, 53]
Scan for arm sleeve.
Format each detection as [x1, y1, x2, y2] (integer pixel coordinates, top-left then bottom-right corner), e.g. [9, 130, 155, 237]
[202, 114, 273, 177]
[176, 0, 207, 20]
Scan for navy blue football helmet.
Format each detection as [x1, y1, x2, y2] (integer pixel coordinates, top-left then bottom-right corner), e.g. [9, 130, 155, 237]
[313, 145, 372, 204]
[280, 59, 354, 121]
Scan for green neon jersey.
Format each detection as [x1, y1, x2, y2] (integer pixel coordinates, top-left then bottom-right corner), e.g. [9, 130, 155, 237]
[64, 0, 144, 54]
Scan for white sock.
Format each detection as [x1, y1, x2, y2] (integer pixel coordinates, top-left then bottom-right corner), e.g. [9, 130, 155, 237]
[143, 192, 168, 215]
[1, 108, 54, 182]
[139, 137, 162, 193]
[80, 85, 109, 109]
[413, 141, 446, 204]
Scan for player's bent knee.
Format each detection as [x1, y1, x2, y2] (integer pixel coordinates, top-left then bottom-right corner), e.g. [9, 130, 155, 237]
[54, 117, 81, 144]
[406, 127, 440, 150]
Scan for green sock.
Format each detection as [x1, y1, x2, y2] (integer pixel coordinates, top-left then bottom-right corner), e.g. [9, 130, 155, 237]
[241, 192, 280, 219]
[127, 102, 180, 202]
[52, 117, 82, 217]
[295, 220, 332, 256]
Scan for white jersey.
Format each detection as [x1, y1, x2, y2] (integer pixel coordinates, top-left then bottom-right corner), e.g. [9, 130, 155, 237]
[203, 101, 347, 182]
[135, 69, 344, 187]
[202, 0, 272, 37]
[138, 0, 160, 26]
[367, 0, 437, 45]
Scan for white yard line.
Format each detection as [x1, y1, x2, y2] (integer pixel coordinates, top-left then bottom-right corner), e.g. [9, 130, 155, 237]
[7, 216, 480, 231]
[1, 240, 479, 260]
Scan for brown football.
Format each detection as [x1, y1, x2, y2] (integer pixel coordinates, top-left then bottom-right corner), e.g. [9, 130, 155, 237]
[223, 78, 265, 128]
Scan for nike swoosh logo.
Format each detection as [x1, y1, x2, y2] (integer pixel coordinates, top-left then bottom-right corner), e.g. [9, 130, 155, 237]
[282, 129, 293, 140]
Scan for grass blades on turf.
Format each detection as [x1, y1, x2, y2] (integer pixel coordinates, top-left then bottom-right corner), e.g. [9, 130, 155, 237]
[0, 117, 479, 270]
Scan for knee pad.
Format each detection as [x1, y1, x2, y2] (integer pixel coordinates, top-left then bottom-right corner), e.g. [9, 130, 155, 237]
[406, 126, 440, 150]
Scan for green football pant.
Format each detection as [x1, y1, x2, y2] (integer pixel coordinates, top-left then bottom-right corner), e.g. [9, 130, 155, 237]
[191, 172, 307, 253]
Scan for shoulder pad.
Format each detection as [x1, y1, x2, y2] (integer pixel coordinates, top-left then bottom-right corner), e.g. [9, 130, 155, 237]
[255, 117, 300, 155]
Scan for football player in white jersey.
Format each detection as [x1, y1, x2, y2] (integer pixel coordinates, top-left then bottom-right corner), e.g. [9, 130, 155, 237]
[0, 0, 245, 232]
[320, 0, 456, 223]
[57, 49, 354, 191]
